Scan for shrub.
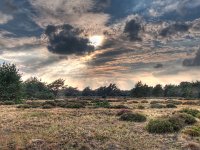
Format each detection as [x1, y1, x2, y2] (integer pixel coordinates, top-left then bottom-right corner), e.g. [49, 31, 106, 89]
[42, 101, 57, 107]
[17, 104, 32, 109]
[110, 105, 129, 109]
[141, 100, 148, 103]
[178, 113, 197, 125]
[94, 101, 110, 108]
[137, 105, 145, 109]
[146, 119, 174, 133]
[64, 103, 86, 109]
[42, 104, 55, 109]
[150, 103, 166, 109]
[116, 109, 132, 116]
[166, 103, 177, 108]
[2, 101, 15, 105]
[182, 101, 197, 105]
[183, 125, 200, 137]
[166, 100, 182, 105]
[150, 101, 159, 104]
[146, 113, 197, 134]
[179, 108, 200, 117]
[196, 113, 200, 119]
[120, 113, 146, 122]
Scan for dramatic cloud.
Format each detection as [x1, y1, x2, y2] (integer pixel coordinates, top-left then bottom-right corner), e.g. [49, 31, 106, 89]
[45, 24, 94, 55]
[183, 49, 200, 66]
[1, 0, 200, 89]
[124, 19, 142, 41]
[159, 23, 190, 37]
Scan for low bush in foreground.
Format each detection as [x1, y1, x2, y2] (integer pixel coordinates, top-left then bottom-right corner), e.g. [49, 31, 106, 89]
[116, 109, 132, 116]
[141, 100, 148, 103]
[137, 105, 145, 109]
[120, 113, 147, 122]
[183, 125, 200, 137]
[109, 105, 129, 109]
[179, 108, 200, 117]
[166, 103, 177, 108]
[146, 113, 196, 134]
[94, 101, 110, 108]
[146, 119, 174, 133]
[150, 103, 166, 109]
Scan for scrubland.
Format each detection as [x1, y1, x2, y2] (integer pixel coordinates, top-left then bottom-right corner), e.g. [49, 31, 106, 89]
[0, 98, 200, 150]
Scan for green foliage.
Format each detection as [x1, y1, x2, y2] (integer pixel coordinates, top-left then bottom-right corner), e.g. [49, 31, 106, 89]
[146, 113, 196, 134]
[23, 77, 54, 100]
[146, 119, 174, 133]
[116, 109, 132, 116]
[141, 100, 148, 103]
[150, 103, 166, 109]
[152, 84, 164, 97]
[137, 105, 145, 109]
[131, 81, 153, 98]
[94, 101, 110, 108]
[166, 103, 177, 108]
[179, 108, 200, 117]
[64, 86, 80, 97]
[48, 79, 65, 97]
[183, 125, 200, 137]
[120, 113, 147, 122]
[109, 105, 129, 109]
[0, 63, 22, 102]
[95, 84, 121, 97]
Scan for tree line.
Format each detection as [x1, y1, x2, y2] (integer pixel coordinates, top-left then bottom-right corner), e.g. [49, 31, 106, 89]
[0, 63, 200, 102]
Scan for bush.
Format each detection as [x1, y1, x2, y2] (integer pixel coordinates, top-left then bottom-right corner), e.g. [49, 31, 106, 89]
[182, 101, 197, 105]
[141, 100, 148, 103]
[110, 105, 129, 109]
[166, 100, 182, 105]
[146, 113, 197, 134]
[42, 104, 55, 109]
[116, 109, 132, 116]
[150, 103, 166, 109]
[146, 119, 174, 133]
[178, 113, 197, 125]
[179, 108, 200, 117]
[166, 103, 177, 108]
[17, 104, 32, 109]
[120, 113, 146, 122]
[183, 125, 200, 137]
[2, 101, 15, 105]
[137, 105, 145, 109]
[94, 101, 110, 108]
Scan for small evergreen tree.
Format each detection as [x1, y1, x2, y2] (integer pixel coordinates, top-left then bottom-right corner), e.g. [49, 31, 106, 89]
[0, 63, 22, 102]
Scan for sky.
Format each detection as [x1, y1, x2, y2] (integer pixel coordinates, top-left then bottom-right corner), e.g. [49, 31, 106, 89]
[1, 0, 200, 90]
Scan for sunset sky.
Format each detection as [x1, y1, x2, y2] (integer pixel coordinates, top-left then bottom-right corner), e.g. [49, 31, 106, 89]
[0, 0, 200, 89]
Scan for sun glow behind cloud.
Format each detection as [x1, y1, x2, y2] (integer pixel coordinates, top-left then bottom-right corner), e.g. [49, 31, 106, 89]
[89, 35, 104, 48]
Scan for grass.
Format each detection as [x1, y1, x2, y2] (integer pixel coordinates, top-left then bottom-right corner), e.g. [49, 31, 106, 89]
[0, 98, 199, 149]
[183, 125, 200, 137]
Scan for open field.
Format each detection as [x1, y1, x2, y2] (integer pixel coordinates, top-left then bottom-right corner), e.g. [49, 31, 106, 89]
[0, 98, 200, 150]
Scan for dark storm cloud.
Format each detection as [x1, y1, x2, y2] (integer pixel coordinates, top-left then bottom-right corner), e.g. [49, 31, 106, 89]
[183, 50, 200, 67]
[159, 23, 190, 37]
[154, 63, 163, 69]
[0, 0, 43, 37]
[45, 24, 94, 55]
[124, 20, 142, 41]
